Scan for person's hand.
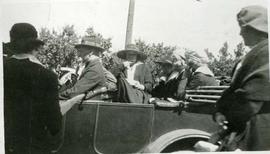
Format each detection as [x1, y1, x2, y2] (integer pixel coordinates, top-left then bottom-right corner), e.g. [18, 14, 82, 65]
[214, 112, 228, 130]
[160, 76, 167, 82]
[59, 72, 72, 85]
[133, 80, 145, 90]
[126, 79, 137, 86]
[59, 94, 85, 115]
[134, 81, 145, 90]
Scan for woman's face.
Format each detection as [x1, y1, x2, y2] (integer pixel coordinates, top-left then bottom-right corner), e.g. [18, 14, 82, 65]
[126, 52, 138, 62]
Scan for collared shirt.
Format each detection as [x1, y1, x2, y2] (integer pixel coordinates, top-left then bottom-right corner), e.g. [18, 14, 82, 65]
[126, 61, 143, 81]
[11, 53, 44, 66]
[76, 63, 86, 79]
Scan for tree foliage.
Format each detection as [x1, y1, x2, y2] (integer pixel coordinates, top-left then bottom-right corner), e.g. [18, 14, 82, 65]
[207, 42, 247, 77]
[37, 25, 79, 72]
[36, 25, 247, 81]
[37, 25, 112, 74]
[135, 39, 177, 77]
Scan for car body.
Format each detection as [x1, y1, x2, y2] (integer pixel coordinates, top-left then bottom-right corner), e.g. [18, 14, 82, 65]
[56, 99, 219, 154]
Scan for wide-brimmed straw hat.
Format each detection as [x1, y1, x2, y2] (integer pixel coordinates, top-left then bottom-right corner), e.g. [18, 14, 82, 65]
[237, 5, 268, 34]
[117, 44, 147, 61]
[9, 23, 44, 53]
[75, 36, 105, 52]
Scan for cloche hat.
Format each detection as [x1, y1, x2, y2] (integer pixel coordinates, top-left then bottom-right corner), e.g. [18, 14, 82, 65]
[9, 23, 44, 53]
[237, 5, 268, 34]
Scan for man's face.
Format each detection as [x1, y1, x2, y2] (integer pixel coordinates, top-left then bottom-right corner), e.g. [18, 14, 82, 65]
[77, 46, 91, 58]
[77, 46, 102, 59]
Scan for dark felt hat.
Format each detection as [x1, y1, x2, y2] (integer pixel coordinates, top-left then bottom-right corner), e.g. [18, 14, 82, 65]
[75, 36, 105, 52]
[9, 23, 44, 53]
[155, 56, 174, 65]
[117, 44, 147, 61]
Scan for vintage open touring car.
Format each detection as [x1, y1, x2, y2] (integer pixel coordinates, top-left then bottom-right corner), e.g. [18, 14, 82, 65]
[53, 86, 228, 154]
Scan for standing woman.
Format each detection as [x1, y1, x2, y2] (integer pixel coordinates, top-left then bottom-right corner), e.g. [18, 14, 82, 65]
[116, 44, 153, 104]
[4, 23, 64, 154]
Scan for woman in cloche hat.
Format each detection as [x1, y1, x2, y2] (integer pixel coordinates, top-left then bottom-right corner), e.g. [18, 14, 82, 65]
[151, 55, 188, 100]
[115, 44, 153, 104]
[4, 23, 76, 154]
[213, 5, 270, 151]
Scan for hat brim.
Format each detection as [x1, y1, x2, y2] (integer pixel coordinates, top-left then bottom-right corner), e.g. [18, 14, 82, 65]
[8, 39, 44, 52]
[33, 39, 45, 46]
[75, 44, 105, 52]
[155, 60, 173, 65]
[117, 49, 147, 61]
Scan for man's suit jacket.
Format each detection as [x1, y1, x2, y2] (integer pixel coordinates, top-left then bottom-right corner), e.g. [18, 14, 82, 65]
[60, 59, 106, 98]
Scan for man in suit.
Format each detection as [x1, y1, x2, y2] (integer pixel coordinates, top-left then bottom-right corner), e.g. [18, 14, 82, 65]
[60, 36, 107, 99]
[213, 5, 270, 151]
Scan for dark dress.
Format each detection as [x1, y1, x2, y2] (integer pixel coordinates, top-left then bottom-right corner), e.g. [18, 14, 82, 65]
[4, 58, 62, 154]
[151, 69, 188, 100]
[116, 63, 153, 104]
[215, 39, 270, 151]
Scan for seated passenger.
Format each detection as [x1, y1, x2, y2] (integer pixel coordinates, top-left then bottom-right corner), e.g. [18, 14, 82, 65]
[151, 56, 188, 100]
[185, 50, 218, 89]
[59, 36, 107, 100]
[115, 44, 153, 104]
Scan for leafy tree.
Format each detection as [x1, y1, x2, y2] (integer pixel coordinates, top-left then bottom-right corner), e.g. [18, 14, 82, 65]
[204, 48, 214, 62]
[84, 27, 112, 51]
[234, 42, 246, 61]
[135, 39, 177, 77]
[37, 25, 79, 73]
[37, 25, 113, 75]
[207, 42, 247, 77]
[207, 42, 234, 76]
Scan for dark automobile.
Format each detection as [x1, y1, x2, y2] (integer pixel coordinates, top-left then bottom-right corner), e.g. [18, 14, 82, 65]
[54, 86, 227, 153]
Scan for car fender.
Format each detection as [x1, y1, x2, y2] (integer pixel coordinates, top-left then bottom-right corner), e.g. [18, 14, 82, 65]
[142, 129, 211, 153]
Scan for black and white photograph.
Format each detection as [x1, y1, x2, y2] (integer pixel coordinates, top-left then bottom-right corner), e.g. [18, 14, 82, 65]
[1, 0, 269, 153]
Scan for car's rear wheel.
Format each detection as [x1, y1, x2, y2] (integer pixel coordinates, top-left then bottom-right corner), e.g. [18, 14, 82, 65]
[142, 129, 210, 153]
[161, 137, 208, 152]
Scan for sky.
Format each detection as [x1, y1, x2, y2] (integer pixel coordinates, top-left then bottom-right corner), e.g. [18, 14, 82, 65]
[0, 0, 268, 55]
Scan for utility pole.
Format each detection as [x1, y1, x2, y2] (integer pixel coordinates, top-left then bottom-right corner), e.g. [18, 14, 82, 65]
[125, 0, 135, 48]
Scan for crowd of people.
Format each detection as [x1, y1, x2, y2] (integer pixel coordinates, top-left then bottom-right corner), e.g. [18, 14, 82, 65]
[3, 5, 269, 153]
